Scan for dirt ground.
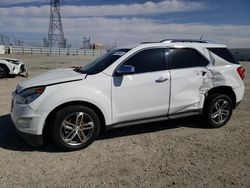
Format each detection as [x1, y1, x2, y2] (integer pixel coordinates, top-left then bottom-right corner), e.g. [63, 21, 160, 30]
[0, 54, 249, 187]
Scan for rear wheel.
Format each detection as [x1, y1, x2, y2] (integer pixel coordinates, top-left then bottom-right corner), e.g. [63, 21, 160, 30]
[51, 105, 100, 150]
[204, 94, 233, 128]
[0, 65, 8, 78]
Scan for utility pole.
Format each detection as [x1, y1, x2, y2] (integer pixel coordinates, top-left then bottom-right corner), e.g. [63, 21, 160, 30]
[47, 0, 66, 48]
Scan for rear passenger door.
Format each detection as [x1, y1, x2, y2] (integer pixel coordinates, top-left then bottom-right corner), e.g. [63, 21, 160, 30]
[168, 48, 213, 115]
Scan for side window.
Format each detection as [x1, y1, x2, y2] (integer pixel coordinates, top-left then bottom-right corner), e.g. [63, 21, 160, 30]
[207, 48, 239, 64]
[169, 48, 208, 69]
[123, 48, 165, 74]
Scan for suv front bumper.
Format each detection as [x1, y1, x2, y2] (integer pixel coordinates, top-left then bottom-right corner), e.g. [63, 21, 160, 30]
[10, 95, 45, 146]
[15, 127, 43, 146]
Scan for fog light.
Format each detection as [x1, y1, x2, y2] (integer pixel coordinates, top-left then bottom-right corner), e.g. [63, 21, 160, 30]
[17, 118, 32, 128]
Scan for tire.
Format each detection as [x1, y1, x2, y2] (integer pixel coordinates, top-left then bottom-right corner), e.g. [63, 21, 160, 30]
[51, 105, 101, 150]
[0, 65, 8, 78]
[204, 94, 233, 128]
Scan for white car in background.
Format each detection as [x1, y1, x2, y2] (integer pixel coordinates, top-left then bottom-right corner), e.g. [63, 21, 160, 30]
[0, 57, 27, 78]
[11, 39, 245, 150]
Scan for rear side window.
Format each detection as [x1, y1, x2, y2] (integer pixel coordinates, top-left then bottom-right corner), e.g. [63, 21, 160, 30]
[123, 48, 165, 74]
[207, 48, 238, 64]
[168, 48, 209, 69]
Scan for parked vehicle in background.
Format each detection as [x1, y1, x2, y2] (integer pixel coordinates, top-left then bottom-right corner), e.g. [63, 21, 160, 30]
[0, 57, 27, 78]
[11, 39, 245, 150]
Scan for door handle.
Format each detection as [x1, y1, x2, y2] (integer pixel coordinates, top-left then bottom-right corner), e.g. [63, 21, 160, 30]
[201, 71, 207, 76]
[197, 71, 207, 76]
[155, 76, 168, 83]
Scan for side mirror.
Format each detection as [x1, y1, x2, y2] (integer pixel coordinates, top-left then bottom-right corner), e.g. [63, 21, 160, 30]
[116, 65, 135, 76]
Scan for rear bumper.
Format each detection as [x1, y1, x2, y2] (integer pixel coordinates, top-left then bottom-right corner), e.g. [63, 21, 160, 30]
[233, 84, 245, 104]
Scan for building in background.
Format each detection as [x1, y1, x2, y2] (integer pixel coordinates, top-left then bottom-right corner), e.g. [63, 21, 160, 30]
[82, 37, 91, 49]
[0, 45, 4, 54]
[90, 43, 104, 50]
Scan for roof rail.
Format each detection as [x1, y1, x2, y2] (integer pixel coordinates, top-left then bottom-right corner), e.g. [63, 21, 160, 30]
[140, 42, 158, 44]
[160, 39, 208, 43]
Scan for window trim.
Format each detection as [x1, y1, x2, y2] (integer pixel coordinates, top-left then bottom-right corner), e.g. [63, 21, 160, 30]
[112, 47, 168, 76]
[167, 47, 210, 70]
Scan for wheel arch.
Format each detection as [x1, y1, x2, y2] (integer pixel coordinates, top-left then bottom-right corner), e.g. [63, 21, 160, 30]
[205, 86, 236, 108]
[43, 100, 106, 140]
[0, 63, 10, 74]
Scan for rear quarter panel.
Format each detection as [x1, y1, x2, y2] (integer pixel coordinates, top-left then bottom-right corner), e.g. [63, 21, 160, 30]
[211, 64, 244, 89]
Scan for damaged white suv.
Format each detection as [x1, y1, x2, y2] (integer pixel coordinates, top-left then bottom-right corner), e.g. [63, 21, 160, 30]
[0, 57, 27, 78]
[11, 39, 245, 150]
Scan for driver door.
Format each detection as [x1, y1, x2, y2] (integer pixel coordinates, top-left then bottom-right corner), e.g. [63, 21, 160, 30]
[111, 48, 171, 123]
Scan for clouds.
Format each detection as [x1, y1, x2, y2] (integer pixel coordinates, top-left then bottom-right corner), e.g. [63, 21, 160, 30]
[0, 0, 205, 17]
[0, 0, 249, 48]
[0, 0, 42, 6]
[2, 15, 250, 48]
[61, 18, 250, 48]
[60, 0, 205, 17]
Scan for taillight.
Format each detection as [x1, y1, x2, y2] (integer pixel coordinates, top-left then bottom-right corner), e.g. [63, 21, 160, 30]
[237, 66, 245, 80]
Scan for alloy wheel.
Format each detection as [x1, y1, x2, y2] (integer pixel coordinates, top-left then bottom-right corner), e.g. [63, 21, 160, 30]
[210, 99, 230, 124]
[60, 112, 95, 146]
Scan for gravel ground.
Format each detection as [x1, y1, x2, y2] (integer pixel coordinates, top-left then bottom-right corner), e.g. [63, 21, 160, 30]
[0, 54, 249, 187]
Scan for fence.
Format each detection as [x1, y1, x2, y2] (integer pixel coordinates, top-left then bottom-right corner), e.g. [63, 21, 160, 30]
[5, 46, 106, 56]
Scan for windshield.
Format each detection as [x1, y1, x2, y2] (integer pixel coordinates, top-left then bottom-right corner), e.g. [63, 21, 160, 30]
[77, 48, 130, 75]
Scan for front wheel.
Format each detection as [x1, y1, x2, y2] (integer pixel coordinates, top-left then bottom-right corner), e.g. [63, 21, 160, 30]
[204, 94, 233, 128]
[0, 65, 8, 78]
[51, 105, 100, 150]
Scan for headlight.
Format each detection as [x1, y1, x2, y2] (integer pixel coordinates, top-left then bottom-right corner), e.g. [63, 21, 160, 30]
[16, 87, 45, 104]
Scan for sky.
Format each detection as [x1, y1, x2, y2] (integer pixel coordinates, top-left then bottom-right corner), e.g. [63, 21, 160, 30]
[0, 0, 249, 48]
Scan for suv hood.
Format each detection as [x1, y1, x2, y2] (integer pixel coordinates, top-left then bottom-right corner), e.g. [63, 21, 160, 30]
[0, 57, 19, 61]
[0, 57, 23, 65]
[18, 68, 84, 92]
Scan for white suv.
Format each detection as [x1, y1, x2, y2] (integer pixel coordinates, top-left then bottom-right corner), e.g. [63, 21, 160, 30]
[0, 57, 27, 78]
[11, 39, 245, 150]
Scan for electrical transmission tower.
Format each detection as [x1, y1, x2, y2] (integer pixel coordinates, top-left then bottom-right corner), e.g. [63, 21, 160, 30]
[47, 0, 66, 48]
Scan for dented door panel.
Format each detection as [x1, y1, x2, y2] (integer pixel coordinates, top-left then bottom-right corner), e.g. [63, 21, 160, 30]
[169, 67, 213, 114]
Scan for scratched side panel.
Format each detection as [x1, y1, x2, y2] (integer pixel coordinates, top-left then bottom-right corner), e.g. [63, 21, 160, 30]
[210, 54, 243, 89]
[169, 67, 213, 114]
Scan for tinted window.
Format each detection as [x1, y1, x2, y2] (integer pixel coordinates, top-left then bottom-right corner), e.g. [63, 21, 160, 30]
[207, 48, 238, 64]
[169, 48, 208, 69]
[123, 48, 165, 74]
[78, 49, 130, 74]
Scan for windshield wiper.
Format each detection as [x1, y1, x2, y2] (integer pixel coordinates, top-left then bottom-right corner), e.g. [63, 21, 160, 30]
[73, 67, 89, 79]
[73, 67, 85, 73]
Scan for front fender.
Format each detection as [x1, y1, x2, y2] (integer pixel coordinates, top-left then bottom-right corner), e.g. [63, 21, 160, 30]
[29, 77, 112, 126]
[0, 62, 12, 73]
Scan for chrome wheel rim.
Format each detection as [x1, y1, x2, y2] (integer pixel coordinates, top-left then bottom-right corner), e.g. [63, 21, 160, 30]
[211, 99, 230, 124]
[60, 112, 95, 146]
